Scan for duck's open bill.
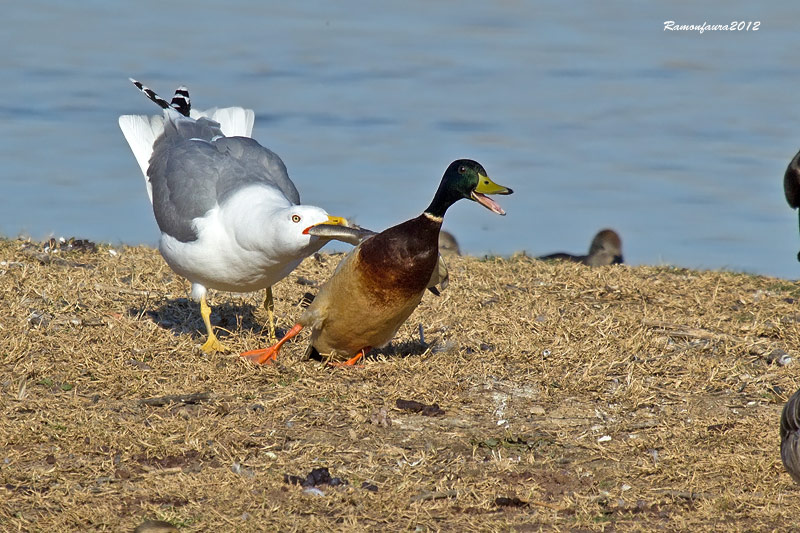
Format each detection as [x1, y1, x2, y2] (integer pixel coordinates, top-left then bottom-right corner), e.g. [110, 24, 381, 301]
[472, 174, 513, 215]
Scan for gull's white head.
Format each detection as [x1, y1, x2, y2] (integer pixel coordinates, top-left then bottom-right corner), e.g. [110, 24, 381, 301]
[270, 205, 348, 256]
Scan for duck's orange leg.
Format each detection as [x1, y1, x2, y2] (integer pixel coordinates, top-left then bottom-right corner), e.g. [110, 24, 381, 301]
[328, 347, 371, 368]
[240, 324, 304, 365]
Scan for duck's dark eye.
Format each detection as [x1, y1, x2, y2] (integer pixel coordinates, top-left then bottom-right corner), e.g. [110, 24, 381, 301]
[291, 214, 301, 223]
[458, 166, 466, 174]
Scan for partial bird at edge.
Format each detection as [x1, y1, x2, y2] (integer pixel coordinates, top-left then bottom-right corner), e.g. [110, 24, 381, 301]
[781, 388, 800, 485]
[783, 149, 800, 261]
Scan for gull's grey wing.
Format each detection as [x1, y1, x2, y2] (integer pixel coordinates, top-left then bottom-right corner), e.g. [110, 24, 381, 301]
[148, 139, 225, 242]
[147, 118, 298, 243]
[212, 137, 299, 205]
[169, 115, 223, 144]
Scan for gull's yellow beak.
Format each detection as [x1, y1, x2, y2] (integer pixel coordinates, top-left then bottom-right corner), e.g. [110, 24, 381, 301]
[303, 215, 349, 235]
[324, 215, 349, 226]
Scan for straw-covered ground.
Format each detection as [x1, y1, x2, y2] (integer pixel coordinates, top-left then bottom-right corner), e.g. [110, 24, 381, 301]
[1, 236, 799, 532]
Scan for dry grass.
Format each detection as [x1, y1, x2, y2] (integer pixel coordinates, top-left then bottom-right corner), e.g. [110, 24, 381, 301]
[1, 237, 799, 531]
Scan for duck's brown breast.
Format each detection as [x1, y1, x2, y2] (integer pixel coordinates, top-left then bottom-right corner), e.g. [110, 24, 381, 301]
[356, 216, 439, 305]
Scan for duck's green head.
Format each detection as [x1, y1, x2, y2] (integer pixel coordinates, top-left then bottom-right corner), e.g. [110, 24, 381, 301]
[425, 159, 513, 218]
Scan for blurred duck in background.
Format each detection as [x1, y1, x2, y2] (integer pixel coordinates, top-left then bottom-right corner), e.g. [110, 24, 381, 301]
[438, 230, 461, 256]
[538, 228, 623, 266]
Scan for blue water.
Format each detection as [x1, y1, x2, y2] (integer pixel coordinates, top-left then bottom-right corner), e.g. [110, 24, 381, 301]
[2, 1, 800, 278]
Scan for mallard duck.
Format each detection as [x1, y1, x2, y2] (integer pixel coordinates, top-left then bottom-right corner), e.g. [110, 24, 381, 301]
[784, 151, 800, 261]
[118, 80, 348, 352]
[438, 230, 461, 256]
[241, 159, 512, 365]
[538, 228, 623, 266]
[781, 388, 800, 484]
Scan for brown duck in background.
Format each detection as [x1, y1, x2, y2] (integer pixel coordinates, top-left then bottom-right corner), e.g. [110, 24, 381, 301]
[538, 228, 623, 266]
[438, 230, 461, 256]
[781, 388, 800, 484]
[784, 150, 800, 261]
[241, 159, 513, 366]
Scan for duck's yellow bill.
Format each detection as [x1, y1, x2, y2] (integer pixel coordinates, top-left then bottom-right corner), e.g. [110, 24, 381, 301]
[475, 174, 513, 195]
[472, 174, 513, 215]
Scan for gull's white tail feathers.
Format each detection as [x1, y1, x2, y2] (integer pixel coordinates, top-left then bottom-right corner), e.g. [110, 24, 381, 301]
[119, 79, 256, 203]
[118, 114, 164, 202]
[197, 107, 255, 138]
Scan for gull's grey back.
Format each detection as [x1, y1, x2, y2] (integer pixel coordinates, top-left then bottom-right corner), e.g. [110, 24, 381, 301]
[212, 136, 299, 205]
[127, 80, 301, 243]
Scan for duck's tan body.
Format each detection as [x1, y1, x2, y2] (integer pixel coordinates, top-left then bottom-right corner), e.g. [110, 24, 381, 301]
[300, 215, 439, 359]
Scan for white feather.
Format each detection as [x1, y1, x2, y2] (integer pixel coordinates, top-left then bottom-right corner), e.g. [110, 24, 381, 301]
[192, 107, 255, 137]
[117, 114, 164, 203]
[118, 106, 254, 204]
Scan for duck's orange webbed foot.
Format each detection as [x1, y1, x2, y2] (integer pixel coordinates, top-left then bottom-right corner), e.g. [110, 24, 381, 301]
[240, 345, 280, 365]
[328, 347, 371, 368]
[240, 324, 303, 365]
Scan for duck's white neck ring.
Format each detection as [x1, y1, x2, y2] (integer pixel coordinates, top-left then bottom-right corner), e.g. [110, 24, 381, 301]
[423, 212, 444, 224]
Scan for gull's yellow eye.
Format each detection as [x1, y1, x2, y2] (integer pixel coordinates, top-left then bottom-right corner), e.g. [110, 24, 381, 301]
[291, 214, 301, 223]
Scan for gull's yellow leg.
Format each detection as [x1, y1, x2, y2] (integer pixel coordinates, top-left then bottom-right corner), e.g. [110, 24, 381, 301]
[199, 295, 227, 353]
[263, 287, 277, 344]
